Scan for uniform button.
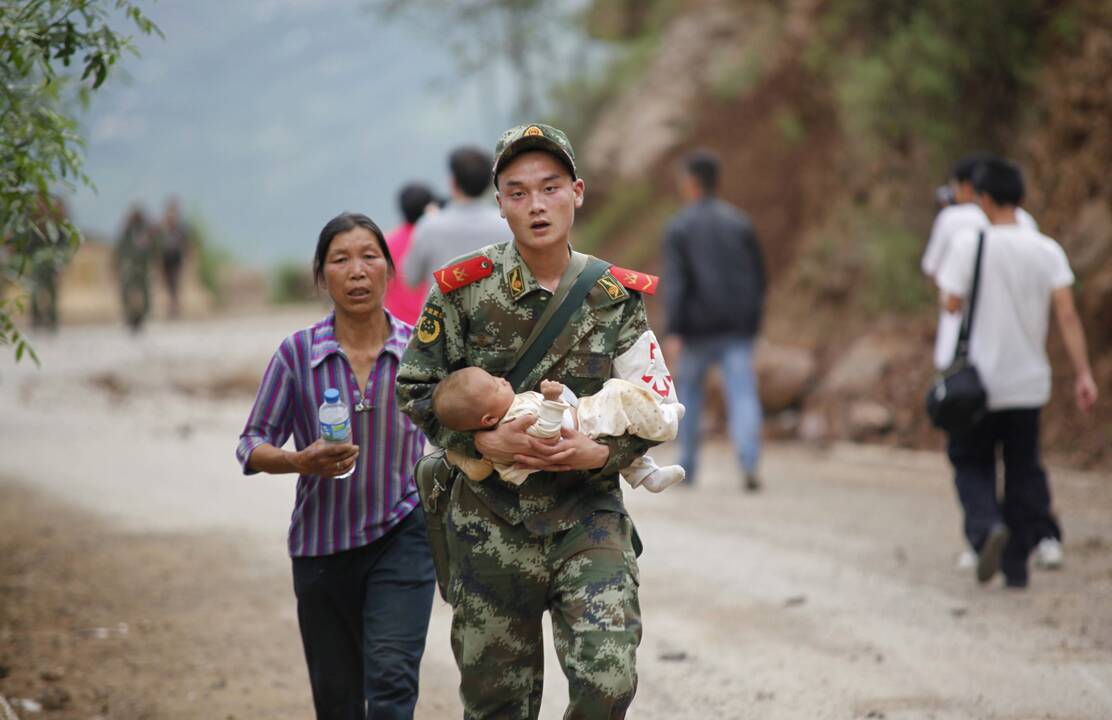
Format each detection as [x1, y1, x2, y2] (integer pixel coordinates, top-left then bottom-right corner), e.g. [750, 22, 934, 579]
[541, 295, 549, 301]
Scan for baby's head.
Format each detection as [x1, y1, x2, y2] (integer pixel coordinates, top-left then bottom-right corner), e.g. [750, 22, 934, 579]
[432, 366, 516, 432]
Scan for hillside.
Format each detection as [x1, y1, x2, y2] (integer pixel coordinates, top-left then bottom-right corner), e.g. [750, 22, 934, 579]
[567, 0, 1112, 468]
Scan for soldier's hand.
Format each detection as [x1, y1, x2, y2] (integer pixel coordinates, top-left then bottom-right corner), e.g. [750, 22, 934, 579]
[474, 414, 538, 464]
[514, 426, 610, 473]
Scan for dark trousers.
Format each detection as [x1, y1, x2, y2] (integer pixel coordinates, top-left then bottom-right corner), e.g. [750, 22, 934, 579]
[292, 507, 436, 720]
[947, 408, 1057, 583]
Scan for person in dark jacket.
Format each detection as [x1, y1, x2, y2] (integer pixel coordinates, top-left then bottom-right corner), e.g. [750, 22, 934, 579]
[662, 149, 766, 491]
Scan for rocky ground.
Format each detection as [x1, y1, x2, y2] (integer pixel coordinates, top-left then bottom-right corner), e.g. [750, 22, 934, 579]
[1, 310, 1111, 719]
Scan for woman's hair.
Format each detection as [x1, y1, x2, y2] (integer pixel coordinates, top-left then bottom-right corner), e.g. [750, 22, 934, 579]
[313, 212, 395, 285]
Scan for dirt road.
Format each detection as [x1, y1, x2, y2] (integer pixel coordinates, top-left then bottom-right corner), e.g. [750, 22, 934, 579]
[1, 310, 1110, 719]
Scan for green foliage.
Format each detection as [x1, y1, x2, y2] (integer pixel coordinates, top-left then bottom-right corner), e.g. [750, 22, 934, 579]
[188, 214, 231, 305]
[573, 179, 655, 257]
[367, 0, 575, 119]
[775, 108, 806, 146]
[269, 262, 316, 305]
[709, 50, 765, 101]
[0, 0, 160, 363]
[859, 216, 932, 314]
[798, 202, 931, 316]
[813, 0, 1057, 169]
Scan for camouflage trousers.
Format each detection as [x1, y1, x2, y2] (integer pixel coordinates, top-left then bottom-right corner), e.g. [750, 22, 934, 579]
[445, 479, 641, 720]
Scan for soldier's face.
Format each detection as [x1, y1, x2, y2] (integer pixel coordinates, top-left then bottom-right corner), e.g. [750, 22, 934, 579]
[496, 151, 584, 254]
[321, 227, 390, 316]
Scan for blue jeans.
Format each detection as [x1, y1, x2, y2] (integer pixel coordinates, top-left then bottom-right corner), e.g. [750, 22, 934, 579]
[677, 335, 762, 482]
[291, 506, 436, 720]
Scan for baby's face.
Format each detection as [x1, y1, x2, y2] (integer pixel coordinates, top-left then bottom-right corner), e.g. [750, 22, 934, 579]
[474, 369, 516, 424]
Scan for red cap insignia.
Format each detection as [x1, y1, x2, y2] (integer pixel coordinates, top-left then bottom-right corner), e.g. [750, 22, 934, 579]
[434, 255, 494, 294]
[608, 265, 659, 295]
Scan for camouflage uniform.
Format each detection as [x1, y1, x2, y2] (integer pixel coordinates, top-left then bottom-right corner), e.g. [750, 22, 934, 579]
[115, 217, 153, 331]
[396, 238, 657, 719]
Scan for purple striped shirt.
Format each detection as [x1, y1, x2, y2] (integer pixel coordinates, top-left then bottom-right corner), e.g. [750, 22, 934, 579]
[236, 311, 424, 557]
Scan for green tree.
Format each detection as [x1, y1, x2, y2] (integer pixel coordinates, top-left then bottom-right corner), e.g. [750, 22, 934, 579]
[368, 0, 579, 120]
[1, 0, 159, 363]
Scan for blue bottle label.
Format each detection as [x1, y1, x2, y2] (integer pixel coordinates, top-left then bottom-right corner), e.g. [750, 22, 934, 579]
[320, 418, 350, 442]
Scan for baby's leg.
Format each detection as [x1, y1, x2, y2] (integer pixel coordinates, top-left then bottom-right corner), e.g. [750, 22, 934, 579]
[621, 454, 686, 493]
[446, 449, 494, 481]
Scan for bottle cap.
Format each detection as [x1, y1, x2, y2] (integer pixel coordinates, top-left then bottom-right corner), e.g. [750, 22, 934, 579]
[323, 388, 340, 403]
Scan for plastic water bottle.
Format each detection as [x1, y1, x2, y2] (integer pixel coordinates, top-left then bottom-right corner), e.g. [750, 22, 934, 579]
[319, 388, 355, 479]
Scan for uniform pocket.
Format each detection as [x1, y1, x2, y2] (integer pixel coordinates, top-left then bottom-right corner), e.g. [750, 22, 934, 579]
[566, 352, 612, 396]
[464, 346, 517, 374]
[567, 352, 612, 378]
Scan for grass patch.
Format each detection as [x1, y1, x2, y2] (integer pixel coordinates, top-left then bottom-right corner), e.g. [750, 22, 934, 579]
[269, 261, 316, 305]
[573, 179, 656, 257]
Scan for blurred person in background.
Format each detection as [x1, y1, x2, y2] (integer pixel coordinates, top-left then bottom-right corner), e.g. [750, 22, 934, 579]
[923, 154, 1062, 571]
[383, 182, 438, 326]
[114, 205, 155, 333]
[936, 158, 1097, 590]
[158, 197, 193, 319]
[237, 212, 434, 719]
[663, 149, 766, 492]
[401, 146, 512, 288]
[26, 195, 68, 332]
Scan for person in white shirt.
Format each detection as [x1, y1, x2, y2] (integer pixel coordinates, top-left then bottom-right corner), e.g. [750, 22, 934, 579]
[923, 154, 1038, 367]
[402, 146, 513, 288]
[936, 158, 1097, 589]
[924, 154, 1062, 571]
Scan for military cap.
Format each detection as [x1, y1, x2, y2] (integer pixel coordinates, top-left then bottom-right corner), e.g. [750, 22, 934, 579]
[492, 123, 577, 184]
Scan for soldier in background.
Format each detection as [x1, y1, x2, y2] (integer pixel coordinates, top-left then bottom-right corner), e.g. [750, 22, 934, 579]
[397, 124, 670, 718]
[115, 205, 154, 333]
[27, 195, 69, 332]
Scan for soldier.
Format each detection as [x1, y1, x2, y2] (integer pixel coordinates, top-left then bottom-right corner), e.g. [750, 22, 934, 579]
[396, 123, 672, 719]
[115, 205, 154, 333]
[27, 196, 68, 332]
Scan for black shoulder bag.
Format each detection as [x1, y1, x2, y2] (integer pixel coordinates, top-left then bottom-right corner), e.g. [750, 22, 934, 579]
[415, 253, 610, 601]
[925, 231, 988, 435]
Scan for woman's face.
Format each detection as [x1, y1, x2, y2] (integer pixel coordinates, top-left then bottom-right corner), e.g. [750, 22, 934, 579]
[321, 226, 390, 316]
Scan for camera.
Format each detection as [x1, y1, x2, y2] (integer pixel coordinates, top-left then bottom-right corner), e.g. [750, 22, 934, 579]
[935, 184, 956, 209]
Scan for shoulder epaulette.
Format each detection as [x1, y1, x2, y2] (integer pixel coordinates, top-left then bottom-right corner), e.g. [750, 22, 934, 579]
[608, 264, 659, 295]
[433, 254, 494, 294]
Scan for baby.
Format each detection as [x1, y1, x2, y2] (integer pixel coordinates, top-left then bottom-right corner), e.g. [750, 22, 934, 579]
[431, 366, 686, 493]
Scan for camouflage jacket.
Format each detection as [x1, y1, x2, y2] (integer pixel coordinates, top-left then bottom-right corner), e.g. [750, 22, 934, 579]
[396, 241, 659, 535]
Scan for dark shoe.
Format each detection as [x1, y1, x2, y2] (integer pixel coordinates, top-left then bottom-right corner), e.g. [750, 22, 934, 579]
[1004, 574, 1029, 590]
[743, 473, 762, 493]
[976, 523, 1010, 584]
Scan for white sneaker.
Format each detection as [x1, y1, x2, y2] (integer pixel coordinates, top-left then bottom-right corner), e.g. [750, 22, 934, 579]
[956, 549, 976, 570]
[1035, 537, 1063, 569]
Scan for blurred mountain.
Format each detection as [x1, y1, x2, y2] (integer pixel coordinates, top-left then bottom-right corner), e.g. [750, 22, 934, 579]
[565, 0, 1112, 468]
[67, 0, 531, 267]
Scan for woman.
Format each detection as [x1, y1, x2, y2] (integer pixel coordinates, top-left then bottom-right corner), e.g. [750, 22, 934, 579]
[236, 213, 434, 720]
[383, 182, 438, 325]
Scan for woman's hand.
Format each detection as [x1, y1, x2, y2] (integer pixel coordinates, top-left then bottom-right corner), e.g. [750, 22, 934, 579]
[293, 439, 360, 477]
[513, 426, 610, 473]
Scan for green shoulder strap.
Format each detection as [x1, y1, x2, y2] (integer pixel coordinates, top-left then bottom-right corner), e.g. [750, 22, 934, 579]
[505, 252, 611, 392]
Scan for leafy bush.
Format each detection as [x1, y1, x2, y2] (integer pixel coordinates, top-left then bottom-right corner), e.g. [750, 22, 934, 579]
[1, 1, 159, 363]
[269, 262, 316, 305]
[814, 0, 1063, 169]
